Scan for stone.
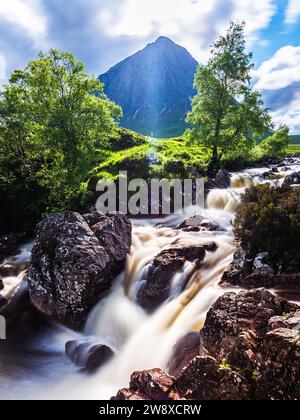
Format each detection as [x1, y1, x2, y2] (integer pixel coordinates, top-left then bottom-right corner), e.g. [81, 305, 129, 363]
[137, 243, 216, 312]
[65, 338, 114, 371]
[28, 211, 132, 329]
[168, 332, 200, 377]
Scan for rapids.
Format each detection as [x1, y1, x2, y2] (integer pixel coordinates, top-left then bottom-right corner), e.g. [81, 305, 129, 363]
[0, 158, 299, 400]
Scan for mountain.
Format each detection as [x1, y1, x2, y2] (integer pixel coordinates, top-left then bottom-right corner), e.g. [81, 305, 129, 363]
[99, 37, 199, 138]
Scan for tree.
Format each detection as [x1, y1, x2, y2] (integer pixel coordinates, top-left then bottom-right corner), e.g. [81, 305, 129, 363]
[186, 22, 271, 173]
[259, 125, 289, 158]
[0, 49, 121, 233]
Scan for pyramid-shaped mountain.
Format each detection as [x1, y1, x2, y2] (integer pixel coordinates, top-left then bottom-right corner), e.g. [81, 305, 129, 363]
[99, 37, 199, 138]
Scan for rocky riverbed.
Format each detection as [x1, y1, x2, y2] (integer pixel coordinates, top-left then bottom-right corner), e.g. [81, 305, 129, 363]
[0, 155, 299, 400]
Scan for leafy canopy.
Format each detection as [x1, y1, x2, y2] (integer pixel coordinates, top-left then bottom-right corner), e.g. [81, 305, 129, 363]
[0, 49, 121, 233]
[186, 22, 271, 169]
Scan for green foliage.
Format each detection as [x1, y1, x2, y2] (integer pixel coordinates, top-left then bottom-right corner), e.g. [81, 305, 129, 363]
[233, 184, 300, 272]
[186, 22, 271, 170]
[287, 144, 300, 154]
[0, 49, 121, 233]
[259, 126, 289, 158]
[110, 128, 148, 151]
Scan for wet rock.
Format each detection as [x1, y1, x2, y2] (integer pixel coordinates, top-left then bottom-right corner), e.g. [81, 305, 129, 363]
[283, 171, 300, 185]
[200, 288, 296, 367]
[65, 338, 114, 372]
[113, 289, 299, 400]
[176, 356, 252, 400]
[220, 247, 249, 286]
[178, 217, 225, 232]
[137, 243, 215, 312]
[256, 327, 300, 400]
[28, 211, 132, 329]
[113, 369, 176, 401]
[238, 272, 300, 290]
[206, 169, 232, 190]
[168, 332, 200, 377]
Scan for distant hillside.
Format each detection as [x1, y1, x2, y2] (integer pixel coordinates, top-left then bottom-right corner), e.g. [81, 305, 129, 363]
[99, 36, 199, 138]
[289, 135, 300, 144]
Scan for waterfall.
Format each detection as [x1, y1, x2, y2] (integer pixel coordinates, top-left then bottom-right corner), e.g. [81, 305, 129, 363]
[0, 157, 299, 400]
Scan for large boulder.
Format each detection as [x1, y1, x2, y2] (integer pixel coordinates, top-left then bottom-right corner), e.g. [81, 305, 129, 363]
[65, 338, 114, 372]
[28, 211, 132, 329]
[256, 322, 300, 400]
[136, 242, 217, 312]
[220, 247, 300, 290]
[200, 288, 296, 368]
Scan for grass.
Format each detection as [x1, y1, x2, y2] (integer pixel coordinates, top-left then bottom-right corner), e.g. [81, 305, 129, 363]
[287, 144, 300, 154]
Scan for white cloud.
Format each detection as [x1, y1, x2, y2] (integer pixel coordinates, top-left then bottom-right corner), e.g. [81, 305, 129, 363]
[98, 0, 276, 62]
[254, 45, 300, 90]
[254, 45, 300, 133]
[271, 92, 300, 134]
[0, 0, 47, 48]
[0, 54, 6, 80]
[285, 0, 300, 24]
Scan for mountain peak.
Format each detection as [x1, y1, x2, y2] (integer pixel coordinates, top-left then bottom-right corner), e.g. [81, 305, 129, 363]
[100, 38, 199, 137]
[154, 36, 174, 44]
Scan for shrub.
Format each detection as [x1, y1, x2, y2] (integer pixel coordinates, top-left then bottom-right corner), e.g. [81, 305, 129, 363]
[233, 184, 300, 272]
[259, 126, 289, 158]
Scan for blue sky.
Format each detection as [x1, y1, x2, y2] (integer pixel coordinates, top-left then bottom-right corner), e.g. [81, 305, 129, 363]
[0, 0, 299, 133]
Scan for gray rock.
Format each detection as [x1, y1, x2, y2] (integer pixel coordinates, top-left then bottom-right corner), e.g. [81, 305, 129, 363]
[28, 211, 132, 329]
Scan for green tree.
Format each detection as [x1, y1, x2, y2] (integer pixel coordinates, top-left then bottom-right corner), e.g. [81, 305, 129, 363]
[186, 22, 271, 173]
[0, 49, 121, 233]
[259, 125, 289, 158]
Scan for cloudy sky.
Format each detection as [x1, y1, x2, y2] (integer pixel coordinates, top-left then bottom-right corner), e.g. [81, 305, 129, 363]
[0, 0, 299, 133]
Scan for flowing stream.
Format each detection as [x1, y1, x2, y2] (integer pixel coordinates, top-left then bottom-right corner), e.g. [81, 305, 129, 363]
[0, 157, 299, 400]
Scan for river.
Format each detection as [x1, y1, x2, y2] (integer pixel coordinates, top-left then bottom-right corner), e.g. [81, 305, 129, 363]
[0, 157, 299, 400]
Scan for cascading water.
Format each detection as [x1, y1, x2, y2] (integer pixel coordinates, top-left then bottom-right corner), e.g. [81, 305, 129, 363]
[0, 158, 299, 400]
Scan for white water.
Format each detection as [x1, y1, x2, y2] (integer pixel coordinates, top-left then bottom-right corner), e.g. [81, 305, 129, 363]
[0, 157, 299, 400]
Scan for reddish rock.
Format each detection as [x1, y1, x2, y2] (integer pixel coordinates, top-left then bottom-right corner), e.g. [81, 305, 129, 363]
[200, 289, 296, 367]
[176, 356, 252, 400]
[256, 327, 300, 400]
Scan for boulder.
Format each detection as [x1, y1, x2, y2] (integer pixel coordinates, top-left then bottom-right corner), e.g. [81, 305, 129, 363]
[256, 327, 300, 400]
[65, 338, 114, 372]
[283, 171, 300, 185]
[178, 217, 225, 232]
[168, 332, 200, 377]
[238, 272, 300, 290]
[200, 288, 296, 368]
[112, 289, 300, 401]
[176, 356, 252, 400]
[137, 243, 216, 312]
[112, 369, 176, 401]
[205, 169, 232, 190]
[28, 211, 132, 329]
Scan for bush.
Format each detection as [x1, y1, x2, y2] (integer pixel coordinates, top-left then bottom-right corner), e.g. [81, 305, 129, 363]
[233, 184, 300, 272]
[259, 126, 289, 158]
